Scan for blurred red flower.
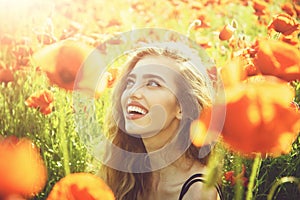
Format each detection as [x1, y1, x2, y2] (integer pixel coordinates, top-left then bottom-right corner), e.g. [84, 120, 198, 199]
[0, 34, 14, 46]
[252, 0, 268, 16]
[281, 3, 297, 17]
[224, 165, 248, 186]
[253, 39, 300, 81]
[267, 13, 299, 35]
[219, 24, 236, 41]
[47, 173, 115, 200]
[220, 58, 247, 87]
[194, 14, 211, 29]
[221, 76, 300, 156]
[279, 31, 300, 46]
[190, 103, 225, 148]
[240, 0, 249, 6]
[204, 0, 221, 6]
[190, 2, 203, 11]
[94, 67, 120, 98]
[32, 39, 93, 90]
[12, 45, 33, 67]
[0, 67, 14, 84]
[12, 45, 33, 59]
[196, 37, 212, 49]
[190, 107, 212, 147]
[294, 3, 300, 18]
[106, 68, 119, 88]
[98, 18, 122, 29]
[25, 89, 54, 115]
[245, 63, 259, 77]
[0, 136, 47, 198]
[36, 33, 57, 45]
[1, 194, 26, 200]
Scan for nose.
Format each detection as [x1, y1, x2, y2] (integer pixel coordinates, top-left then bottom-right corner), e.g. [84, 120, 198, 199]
[128, 84, 144, 99]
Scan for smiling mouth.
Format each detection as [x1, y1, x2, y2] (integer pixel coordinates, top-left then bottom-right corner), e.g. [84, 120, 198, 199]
[126, 105, 148, 120]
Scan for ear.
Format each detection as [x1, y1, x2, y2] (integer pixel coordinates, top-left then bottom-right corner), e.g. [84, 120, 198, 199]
[176, 106, 182, 120]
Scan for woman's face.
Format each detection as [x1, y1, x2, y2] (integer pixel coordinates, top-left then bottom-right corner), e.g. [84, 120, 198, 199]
[120, 55, 182, 137]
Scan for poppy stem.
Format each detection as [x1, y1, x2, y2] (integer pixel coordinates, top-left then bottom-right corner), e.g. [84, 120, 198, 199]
[272, 32, 281, 40]
[186, 19, 201, 38]
[245, 154, 262, 200]
[59, 112, 71, 176]
[233, 157, 244, 200]
[267, 176, 300, 200]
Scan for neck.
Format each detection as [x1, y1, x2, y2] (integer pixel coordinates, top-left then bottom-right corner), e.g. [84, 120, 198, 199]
[142, 118, 180, 152]
[159, 154, 194, 176]
[150, 155, 200, 197]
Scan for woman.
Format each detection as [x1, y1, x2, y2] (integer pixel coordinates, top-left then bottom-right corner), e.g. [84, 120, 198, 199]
[100, 44, 222, 200]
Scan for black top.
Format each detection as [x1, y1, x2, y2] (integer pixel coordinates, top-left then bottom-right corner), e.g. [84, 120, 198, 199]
[178, 173, 224, 200]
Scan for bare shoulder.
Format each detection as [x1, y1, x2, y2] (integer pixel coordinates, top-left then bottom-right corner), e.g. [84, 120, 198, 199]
[181, 161, 220, 200]
[182, 181, 219, 200]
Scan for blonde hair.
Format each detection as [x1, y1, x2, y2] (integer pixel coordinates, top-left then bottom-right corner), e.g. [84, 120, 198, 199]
[101, 46, 213, 200]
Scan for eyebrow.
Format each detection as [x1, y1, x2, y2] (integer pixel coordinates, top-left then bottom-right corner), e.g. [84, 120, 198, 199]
[127, 73, 166, 83]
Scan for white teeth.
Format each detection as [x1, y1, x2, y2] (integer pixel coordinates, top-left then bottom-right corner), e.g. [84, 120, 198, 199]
[127, 106, 147, 115]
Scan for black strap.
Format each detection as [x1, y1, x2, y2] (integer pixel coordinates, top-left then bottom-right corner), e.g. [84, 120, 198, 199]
[178, 173, 224, 200]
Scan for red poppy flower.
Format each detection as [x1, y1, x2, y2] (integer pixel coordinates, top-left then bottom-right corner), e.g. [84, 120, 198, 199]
[240, 0, 249, 6]
[279, 31, 300, 46]
[94, 67, 119, 98]
[32, 39, 94, 90]
[190, 1, 203, 11]
[106, 68, 119, 88]
[0, 34, 14, 45]
[0, 68, 14, 84]
[198, 41, 212, 49]
[224, 165, 248, 186]
[204, 0, 221, 6]
[12, 45, 33, 59]
[245, 63, 259, 77]
[47, 173, 115, 200]
[106, 19, 122, 28]
[179, 0, 189, 4]
[11, 44, 32, 67]
[36, 33, 57, 45]
[194, 14, 211, 29]
[1, 194, 26, 200]
[290, 101, 299, 112]
[190, 103, 226, 148]
[253, 39, 300, 81]
[267, 13, 299, 35]
[281, 3, 297, 17]
[294, 3, 300, 18]
[25, 89, 54, 115]
[221, 76, 300, 156]
[220, 58, 247, 87]
[131, 0, 147, 12]
[190, 107, 212, 147]
[219, 24, 236, 41]
[252, 0, 268, 16]
[0, 136, 47, 197]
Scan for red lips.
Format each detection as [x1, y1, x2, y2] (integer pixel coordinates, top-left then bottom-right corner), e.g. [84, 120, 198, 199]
[125, 101, 149, 120]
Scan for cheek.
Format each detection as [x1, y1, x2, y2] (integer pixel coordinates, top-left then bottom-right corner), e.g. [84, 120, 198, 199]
[120, 91, 128, 110]
[120, 95, 126, 110]
[159, 94, 178, 112]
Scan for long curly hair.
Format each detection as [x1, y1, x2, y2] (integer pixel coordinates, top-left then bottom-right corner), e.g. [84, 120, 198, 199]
[100, 45, 214, 200]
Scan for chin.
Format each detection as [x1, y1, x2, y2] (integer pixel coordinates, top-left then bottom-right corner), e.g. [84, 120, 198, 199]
[125, 124, 162, 138]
